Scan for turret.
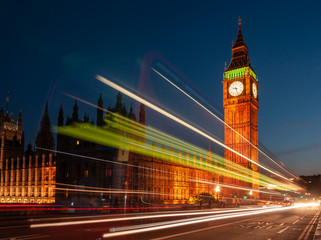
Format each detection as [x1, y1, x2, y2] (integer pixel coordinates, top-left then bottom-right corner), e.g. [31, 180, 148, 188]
[72, 100, 78, 122]
[0, 105, 3, 121]
[83, 112, 89, 123]
[17, 110, 23, 130]
[128, 104, 137, 121]
[115, 92, 122, 113]
[58, 104, 64, 126]
[97, 93, 104, 126]
[122, 103, 127, 116]
[35, 101, 54, 155]
[139, 104, 145, 125]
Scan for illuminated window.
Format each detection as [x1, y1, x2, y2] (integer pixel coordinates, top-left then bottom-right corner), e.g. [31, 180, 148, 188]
[76, 140, 80, 145]
[85, 170, 88, 178]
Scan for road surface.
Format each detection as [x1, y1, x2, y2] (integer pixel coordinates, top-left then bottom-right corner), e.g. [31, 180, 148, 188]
[0, 205, 319, 240]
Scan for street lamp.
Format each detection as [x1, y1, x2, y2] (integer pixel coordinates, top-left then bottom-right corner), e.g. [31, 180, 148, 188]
[249, 190, 253, 199]
[215, 186, 220, 201]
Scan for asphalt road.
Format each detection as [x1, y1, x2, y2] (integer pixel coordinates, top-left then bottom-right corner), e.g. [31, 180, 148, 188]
[0, 205, 320, 240]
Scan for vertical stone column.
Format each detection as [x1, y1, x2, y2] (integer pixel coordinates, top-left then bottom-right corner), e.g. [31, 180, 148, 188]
[16, 158, 20, 200]
[10, 158, 14, 198]
[28, 155, 32, 199]
[35, 155, 38, 200]
[0, 153, 3, 197]
[0, 135, 4, 186]
[22, 157, 26, 199]
[41, 153, 45, 201]
[4, 159, 8, 197]
[48, 153, 52, 200]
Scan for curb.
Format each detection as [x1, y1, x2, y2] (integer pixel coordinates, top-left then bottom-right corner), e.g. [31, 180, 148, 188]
[314, 214, 321, 240]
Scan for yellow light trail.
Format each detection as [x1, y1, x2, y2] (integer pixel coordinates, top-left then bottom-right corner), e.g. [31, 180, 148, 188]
[58, 92, 301, 192]
[37, 147, 284, 196]
[96, 75, 295, 183]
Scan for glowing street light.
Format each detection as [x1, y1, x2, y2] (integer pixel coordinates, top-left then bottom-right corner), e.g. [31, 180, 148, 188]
[215, 186, 220, 201]
[249, 190, 253, 198]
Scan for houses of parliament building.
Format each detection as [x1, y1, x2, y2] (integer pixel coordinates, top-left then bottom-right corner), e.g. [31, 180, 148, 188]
[0, 19, 259, 205]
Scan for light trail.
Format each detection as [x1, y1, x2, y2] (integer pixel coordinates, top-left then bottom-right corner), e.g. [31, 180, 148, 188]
[57, 93, 300, 192]
[124, 140, 283, 190]
[28, 208, 247, 222]
[30, 207, 275, 228]
[102, 204, 317, 238]
[96, 75, 295, 183]
[152, 67, 299, 181]
[38, 147, 284, 196]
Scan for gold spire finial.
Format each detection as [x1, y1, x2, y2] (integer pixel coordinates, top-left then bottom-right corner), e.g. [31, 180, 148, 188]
[238, 16, 242, 27]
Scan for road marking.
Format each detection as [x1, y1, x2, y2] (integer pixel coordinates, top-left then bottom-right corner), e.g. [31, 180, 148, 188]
[102, 206, 308, 239]
[300, 216, 305, 220]
[19, 235, 49, 240]
[293, 219, 299, 225]
[150, 218, 257, 240]
[0, 234, 48, 240]
[266, 226, 273, 229]
[298, 211, 320, 240]
[0, 225, 29, 230]
[278, 226, 290, 233]
[280, 223, 284, 226]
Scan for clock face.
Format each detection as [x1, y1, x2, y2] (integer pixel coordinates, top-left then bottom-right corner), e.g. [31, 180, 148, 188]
[252, 83, 258, 98]
[229, 81, 244, 97]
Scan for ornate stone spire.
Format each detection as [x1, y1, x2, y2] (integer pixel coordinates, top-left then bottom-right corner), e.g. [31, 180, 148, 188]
[17, 109, 22, 129]
[35, 101, 54, 154]
[139, 104, 145, 125]
[72, 100, 78, 122]
[115, 92, 122, 113]
[97, 93, 104, 126]
[226, 17, 252, 71]
[58, 104, 64, 126]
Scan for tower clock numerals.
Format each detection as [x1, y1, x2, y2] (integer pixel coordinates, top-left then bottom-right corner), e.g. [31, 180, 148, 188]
[229, 81, 244, 97]
[252, 83, 258, 98]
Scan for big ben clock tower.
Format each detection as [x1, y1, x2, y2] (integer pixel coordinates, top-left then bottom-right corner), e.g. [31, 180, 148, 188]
[223, 18, 259, 198]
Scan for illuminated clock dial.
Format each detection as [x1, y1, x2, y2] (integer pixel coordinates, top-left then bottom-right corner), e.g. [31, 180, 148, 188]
[252, 83, 258, 98]
[229, 81, 244, 97]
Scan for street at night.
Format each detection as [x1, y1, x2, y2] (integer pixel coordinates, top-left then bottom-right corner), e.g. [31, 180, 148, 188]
[0, 205, 320, 240]
[1, 1, 321, 239]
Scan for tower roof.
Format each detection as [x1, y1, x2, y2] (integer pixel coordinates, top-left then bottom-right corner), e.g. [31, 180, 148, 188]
[232, 16, 246, 48]
[226, 17, 253, 72]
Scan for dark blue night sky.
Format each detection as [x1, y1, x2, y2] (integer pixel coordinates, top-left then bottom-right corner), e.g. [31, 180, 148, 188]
[1, 0, 321, 175]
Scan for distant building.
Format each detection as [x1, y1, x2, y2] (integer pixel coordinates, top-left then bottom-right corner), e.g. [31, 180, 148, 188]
[0, 99, 24, 166]
[300, 174, 321, 196]
[0, 100, 55, 203]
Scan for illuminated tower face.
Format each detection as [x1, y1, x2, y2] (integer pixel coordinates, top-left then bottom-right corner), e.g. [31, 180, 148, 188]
[223, 19, 259, 174]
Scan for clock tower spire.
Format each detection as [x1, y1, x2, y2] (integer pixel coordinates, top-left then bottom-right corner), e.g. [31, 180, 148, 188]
[223, 18, 259, 198]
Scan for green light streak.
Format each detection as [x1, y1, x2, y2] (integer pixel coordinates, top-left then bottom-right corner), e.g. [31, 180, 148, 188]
[55, 114, 293, 191]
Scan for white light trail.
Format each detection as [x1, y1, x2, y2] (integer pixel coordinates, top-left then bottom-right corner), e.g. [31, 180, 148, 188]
[152, 68, 299, 181]
[30, 207, 266, 228]
[102, 204, 316, 238]
[38, 147, 282, 196]
[96, 75, 293, 183]
[60, 93, 297, 192]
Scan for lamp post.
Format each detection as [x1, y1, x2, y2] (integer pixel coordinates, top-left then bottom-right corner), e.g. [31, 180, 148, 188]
[215, 186, 220, 201]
